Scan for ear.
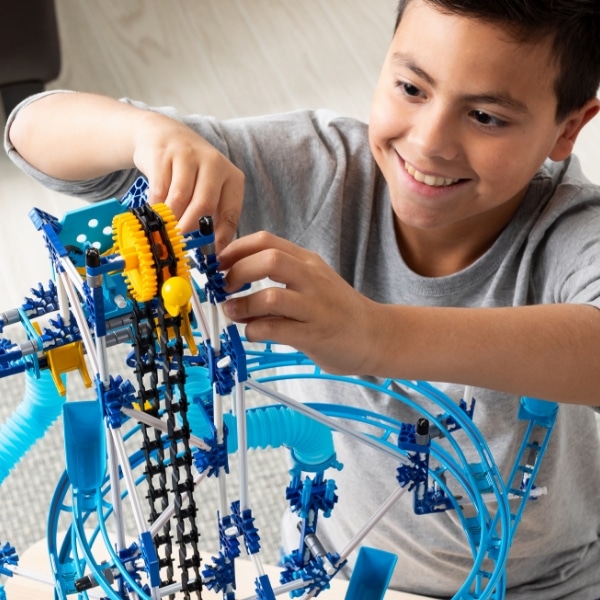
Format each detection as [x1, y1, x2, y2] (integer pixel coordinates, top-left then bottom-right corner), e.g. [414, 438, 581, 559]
[549, 97, 600, 161]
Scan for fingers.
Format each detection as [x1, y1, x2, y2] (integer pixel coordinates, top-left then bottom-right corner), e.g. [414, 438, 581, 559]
[224, 285, 307, 324]
[220, 233, 315, 293]
[159, 161, 200, 221]
[219, 231, 308, 269]
[243, 315, 307, 347]
[178, 155, 244, 244]
[133, 118, 244, 239]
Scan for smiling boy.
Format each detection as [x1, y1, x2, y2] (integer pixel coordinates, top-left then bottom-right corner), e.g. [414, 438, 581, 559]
[4, 0, 600, 597]
[370, 2, 588, 278]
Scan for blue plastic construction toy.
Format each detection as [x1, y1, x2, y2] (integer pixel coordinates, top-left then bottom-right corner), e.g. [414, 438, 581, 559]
[0, 177, 558, 599]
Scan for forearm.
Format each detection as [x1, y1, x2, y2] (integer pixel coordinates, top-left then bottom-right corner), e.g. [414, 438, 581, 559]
[370, 302, 600, 406]
[8, 91, 149, 180]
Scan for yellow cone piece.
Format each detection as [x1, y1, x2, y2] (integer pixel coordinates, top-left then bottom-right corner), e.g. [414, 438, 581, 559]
[161, 276, 193, 317]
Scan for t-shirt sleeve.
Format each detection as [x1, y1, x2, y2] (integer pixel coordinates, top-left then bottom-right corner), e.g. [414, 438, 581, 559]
[535, 194, 600, 310]
[4, 90, 141, 202]
[5, 92, 375, 247]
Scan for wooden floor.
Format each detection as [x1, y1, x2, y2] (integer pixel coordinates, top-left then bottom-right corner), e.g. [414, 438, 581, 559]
[0, 0, 599, 577]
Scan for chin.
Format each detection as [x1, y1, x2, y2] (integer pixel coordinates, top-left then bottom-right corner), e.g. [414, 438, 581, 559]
[391, 204, 451, 231]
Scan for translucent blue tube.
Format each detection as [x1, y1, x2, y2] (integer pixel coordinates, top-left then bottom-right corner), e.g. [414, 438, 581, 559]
[223, 405, 337, 471]
[184, 366, 337, 471]
[0, 369, 65, 484]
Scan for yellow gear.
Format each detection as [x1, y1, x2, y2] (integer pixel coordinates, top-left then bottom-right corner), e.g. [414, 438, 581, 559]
[112, 211, 157, 302]
[113, 203, 196, 357]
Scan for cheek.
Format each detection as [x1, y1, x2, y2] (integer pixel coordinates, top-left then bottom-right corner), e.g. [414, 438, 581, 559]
[481, 126, 555, 188]
[369, 90, 403, 146]
[367, 119, 389, 171]
[469, 139, 535, 188]
[368, 108, 386, 152]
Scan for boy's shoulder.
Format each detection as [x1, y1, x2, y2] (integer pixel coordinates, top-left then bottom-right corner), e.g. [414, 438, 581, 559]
[534, 155, 599, 206]
[528, 155, 600, 248]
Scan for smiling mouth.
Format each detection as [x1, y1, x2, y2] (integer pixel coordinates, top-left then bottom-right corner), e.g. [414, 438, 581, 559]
[404, 161, 462, 187]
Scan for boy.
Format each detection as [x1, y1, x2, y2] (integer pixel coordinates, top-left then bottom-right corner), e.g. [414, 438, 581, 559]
[4, 0, 600, 597]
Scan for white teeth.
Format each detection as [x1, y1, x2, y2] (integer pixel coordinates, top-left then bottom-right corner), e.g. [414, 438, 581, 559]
[405, 162, 459, 187]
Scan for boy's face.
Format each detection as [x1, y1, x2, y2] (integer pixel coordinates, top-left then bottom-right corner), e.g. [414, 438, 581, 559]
[369, 0, 575, 271]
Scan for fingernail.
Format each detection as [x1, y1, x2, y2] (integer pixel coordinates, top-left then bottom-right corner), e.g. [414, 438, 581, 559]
[223, 299, 235, 318]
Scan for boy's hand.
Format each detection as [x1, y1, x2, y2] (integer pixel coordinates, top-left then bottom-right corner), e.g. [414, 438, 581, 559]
[132, 112, 245, 248]
[219, 231, 377, 375]
[9, 93, 244, 249]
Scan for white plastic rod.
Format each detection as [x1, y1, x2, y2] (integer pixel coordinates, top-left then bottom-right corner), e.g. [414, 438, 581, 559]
[338, 485, 407, 561]
[246, 380, 410, 466]
[110, 427, 147, 535]
[106, 430, 127, 552]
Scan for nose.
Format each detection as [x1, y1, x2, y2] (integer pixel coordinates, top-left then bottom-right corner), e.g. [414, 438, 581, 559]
[409, 103, 461, 162]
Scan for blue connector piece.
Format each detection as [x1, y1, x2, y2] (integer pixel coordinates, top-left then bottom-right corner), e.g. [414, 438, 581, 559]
[119, 176, 149, 208]
[202, 551, 236, 595]
[231, 501, 261, 555]
[99, 375, 136, 429]
[139, 531, 160, 588]
[223, 324, 247, 383]
[286, 472, 338, 519]
[0, 542, 18, 577]
[21, 281, 59, 320]
[218, 513, 241, 561]
[280, 543, 342, 599]
[437, 396, 476, 432]
[396, 418, 452, 515]
[254, 573, 276, 600]
[28, 207, 68, 268]
[192, 432, 229, 477]
[194, 215, 229, 304]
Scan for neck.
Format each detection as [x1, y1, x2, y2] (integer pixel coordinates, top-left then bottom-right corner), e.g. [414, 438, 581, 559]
[396, 226, 491, 277]
[394, 186, 528, 277]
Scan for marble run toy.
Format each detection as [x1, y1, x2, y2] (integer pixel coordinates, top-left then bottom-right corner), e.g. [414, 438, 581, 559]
[0, 177, 558, 599]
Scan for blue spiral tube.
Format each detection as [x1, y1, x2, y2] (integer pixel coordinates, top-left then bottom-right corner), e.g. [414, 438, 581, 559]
[0, 369, 65, 484]
[223, 405, 338, 472]
[184, 366, 338, 471]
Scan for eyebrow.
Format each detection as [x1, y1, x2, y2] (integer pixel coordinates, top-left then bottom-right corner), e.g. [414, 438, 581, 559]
[391, 53, 530, 115]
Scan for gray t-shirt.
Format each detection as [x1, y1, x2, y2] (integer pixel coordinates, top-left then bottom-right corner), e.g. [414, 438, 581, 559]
[5, 94, 600, 599]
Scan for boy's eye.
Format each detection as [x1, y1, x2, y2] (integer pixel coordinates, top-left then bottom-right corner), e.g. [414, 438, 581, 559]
[396, 81, 422, 97]
[470, 110, 507, 128]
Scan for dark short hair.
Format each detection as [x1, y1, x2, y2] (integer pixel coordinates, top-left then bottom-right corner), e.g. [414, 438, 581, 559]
[394, 0, 600, 122]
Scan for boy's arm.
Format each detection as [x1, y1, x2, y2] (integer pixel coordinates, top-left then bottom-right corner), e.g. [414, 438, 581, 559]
[220, 231, 600, 407]
[7, 91, 244, 242]
[372, 302, 600, 406]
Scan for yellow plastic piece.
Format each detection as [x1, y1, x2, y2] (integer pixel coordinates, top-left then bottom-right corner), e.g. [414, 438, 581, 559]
[132, 398, 158, 413]
[31, 322, 92, 396]
[112, 211, 157, 302]
[46, 341, 93, 397]
[179, 308, 198, 355]
[112, 203, 191, 304]
[161, 276, 193, 317]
